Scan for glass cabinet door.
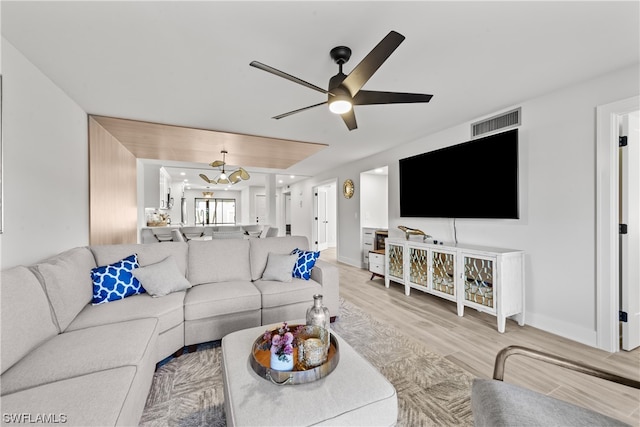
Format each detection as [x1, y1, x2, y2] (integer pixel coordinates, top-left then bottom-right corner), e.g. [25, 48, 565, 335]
[431, 250, 456, 297]
[387, 244, 404, 280]
[463, 255, 495, 309]
[408, 246, 429, 288]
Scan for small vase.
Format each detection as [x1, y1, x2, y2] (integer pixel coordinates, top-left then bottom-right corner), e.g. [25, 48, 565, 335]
[306, 294, 330, 330]
[270, 352, 294, 371]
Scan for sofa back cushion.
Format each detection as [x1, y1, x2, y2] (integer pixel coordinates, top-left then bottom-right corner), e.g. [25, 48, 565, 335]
[188, 239, 251, 285]
[33, 247, 97, 331]
[90, 242, 188, 276]
[249, 236, 309, 281]
[1, 266, 59, 375]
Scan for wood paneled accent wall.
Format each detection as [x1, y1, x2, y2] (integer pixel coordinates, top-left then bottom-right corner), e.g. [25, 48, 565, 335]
[89, 117, 137, 245]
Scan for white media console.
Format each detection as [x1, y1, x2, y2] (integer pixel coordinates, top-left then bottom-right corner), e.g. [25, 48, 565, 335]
[384, 238, 525, 333]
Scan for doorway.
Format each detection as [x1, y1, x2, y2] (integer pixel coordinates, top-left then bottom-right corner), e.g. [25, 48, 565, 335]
[313, 181, 337, 253]
[619, 112, 639, 351]
[596, 96, 640, 352]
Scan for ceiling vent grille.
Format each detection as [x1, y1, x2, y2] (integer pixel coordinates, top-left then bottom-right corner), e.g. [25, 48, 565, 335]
[471, 107, 521, 138]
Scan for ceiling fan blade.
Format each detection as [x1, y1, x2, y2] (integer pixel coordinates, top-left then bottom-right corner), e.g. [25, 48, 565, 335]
[273, 101, 327, 120]
[217, 177, 230, 185]
[353, 90, 433, 105]
[341, 109, 358, 131]
[341, 31, 405, 96]
[250, 61, 332, 96]
[199, 174, 211, 183]
[210, 160, 225, 168]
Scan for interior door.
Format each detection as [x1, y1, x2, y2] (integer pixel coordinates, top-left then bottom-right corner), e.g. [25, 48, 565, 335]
[317, 189, 328, 251]
[255, 195, 266, 224]
[621, 112, 640, 351]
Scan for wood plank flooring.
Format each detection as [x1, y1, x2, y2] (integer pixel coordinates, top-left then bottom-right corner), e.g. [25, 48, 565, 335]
[321, 247, 640, 426]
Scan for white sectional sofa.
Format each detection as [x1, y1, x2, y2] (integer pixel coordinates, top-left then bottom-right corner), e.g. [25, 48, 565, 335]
[0, 236, 338, 426]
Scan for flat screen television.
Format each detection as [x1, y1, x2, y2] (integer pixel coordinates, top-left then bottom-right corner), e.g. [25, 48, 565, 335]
[399, 128, 519, 219]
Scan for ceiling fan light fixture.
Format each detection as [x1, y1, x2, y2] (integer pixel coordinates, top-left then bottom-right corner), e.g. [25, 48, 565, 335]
[328, 87, 353, 114]
[329, 98, 352, 114]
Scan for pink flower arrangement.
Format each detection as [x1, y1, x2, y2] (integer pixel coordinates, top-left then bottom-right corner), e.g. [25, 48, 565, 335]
[260, 322, 303, 361]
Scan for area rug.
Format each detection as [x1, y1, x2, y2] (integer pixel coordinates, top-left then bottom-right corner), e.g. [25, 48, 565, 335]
[139, 299, 475, 426]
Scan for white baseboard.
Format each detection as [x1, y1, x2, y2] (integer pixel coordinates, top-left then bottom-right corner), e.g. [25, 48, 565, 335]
[525, 311, 597, 349]
[337, 256, 362, 269]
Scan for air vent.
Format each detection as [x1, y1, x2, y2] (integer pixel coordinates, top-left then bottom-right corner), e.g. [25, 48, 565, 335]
[471, 107, 521, 138]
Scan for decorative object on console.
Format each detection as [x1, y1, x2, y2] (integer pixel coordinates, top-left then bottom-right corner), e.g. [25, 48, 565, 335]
[343, 179, 355, 199]
[291, 248, 320, 280]
[91, 254, 145, 305]
[199, 150, 250, 185]
[398, 225, 431, 241]
[249, 31, 433, 131]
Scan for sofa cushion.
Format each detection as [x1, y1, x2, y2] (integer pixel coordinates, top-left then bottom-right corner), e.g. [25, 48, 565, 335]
[262, 253, 298, 282]
[252, 278, 322, 309]
[291, 248, 320, 280]
[132, 255, 192, 297]
[187, 239, 251, 285]
[90, 242, 188, 276]
[91, 254, 145, 304]
[184, 281, 261, 320]
[1, 367, 143, 427]
[1, 318, 158, 395]
[0, 266, 59, 375]
[249, 236, 310, 281]
[32, 247, 96, 332]
[66, 291, 185, 335]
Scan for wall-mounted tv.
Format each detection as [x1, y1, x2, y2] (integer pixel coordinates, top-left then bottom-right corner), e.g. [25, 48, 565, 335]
[399, 128, 519, 219]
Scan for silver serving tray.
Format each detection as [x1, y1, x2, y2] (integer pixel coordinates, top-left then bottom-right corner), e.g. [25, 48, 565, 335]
[249, 325, 340, 386]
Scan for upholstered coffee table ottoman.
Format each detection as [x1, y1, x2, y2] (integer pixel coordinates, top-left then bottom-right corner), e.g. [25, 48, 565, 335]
[221, 323, 398, 426]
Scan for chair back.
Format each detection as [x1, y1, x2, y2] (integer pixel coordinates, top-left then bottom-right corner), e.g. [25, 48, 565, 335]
[265, 227, 279, 237]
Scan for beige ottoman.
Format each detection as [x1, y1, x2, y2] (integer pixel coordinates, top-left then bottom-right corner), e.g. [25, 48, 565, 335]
[221, 324, 398, 426]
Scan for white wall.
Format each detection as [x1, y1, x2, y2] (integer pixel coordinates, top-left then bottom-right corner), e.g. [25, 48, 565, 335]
[1, 39, 89, 268]
[291, 64, 639, 347]
[360, 173, 388, 228]
[240, 187, 251, 224]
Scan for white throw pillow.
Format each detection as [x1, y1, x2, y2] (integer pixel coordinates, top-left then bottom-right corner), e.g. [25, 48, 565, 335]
[262, 253, 298, 282]
[132, 255, 191, 297]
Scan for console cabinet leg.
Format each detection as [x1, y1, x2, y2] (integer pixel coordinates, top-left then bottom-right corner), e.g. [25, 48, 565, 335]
[497, 316, 506, 333]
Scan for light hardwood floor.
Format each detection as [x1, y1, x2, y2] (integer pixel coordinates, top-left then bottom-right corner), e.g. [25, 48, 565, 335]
[321, 247, 640, 425]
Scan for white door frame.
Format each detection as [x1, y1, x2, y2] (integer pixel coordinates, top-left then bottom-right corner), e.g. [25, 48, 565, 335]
[312, 179, 338, 252]
[596, 95, 639, 352]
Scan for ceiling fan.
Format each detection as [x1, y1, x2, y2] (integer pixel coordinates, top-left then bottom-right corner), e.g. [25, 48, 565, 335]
[199, 150, 250, 185]
[250, 30, 433, 131]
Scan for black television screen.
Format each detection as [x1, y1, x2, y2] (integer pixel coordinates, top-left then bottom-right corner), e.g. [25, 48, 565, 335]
[399, 129, 519, 219]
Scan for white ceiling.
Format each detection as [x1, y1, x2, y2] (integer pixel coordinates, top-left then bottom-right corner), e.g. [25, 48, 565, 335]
[3, 1, 639, 181]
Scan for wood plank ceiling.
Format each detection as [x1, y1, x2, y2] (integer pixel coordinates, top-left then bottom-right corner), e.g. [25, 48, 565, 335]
[90, 115, 328, 169]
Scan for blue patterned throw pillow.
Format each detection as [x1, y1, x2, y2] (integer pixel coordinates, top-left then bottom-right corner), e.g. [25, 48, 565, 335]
[290, 248, 320, 280]
[91, 254, 145, 305]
